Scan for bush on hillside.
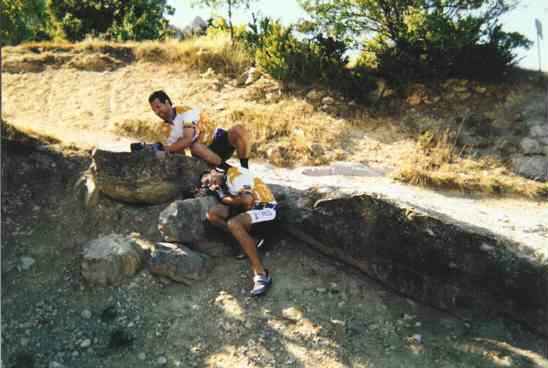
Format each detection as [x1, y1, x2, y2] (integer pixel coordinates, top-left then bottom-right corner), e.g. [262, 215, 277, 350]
[302, 0, 531, 82]
[240, 16, 375, 101]
[48, 0, 174, 42]
[0, 0, 51, 45]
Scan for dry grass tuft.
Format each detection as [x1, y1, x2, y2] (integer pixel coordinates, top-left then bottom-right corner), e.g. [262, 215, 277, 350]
[111, 119, 168, 143]
[226, 99, 347, 166]
[5, 35, 252, 76]
[2, 119, 61, 146]
[394, 130, 548, 198]
[133, 35, 251, 76]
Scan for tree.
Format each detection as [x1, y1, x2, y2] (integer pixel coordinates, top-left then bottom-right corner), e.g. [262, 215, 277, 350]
[0, 0, 51, 45]
[300, 0, 531, 80]
[188, 0, 257, 42]
[47, 0, 174, 41]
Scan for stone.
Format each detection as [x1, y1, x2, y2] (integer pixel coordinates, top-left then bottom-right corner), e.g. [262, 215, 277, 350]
[244, 67, 261, 85]
[310, 143, 325, 157]
[526, 118, 546, 127]
[407, 94, 422, 106]
[321, 96, 336, 105]
[511, 155, 548, 181]
[91, 149, 208, 205]
[529, 124, 548, 137]
[81, 310, 92, 319]
[201, 67, 215, 78]
[538, 136, 548, 145]
[18, 256, 35, 271]
[158, 196, 218, 244]
[520, 138, 542, 155]
[81, 234, 145, 286]
[147, 242, 211, 284]
[282, 307, 304, 321]
[158, 356, 168, 365]
[306, 89, 325, 102]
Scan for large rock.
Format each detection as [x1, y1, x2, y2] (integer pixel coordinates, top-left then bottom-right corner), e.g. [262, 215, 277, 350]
[511, 155, 548, 182]
[148, 242, 211, 284]
[81, 234, 145, 286]
[519, 137, 542, 155]
[275, 187, 548, 336]
[158, 196, 234, 256]
[91, 149, 208, 204]
[158, 196, 219, 243]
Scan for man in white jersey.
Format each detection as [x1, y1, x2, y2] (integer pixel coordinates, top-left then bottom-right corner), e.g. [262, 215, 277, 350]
[148, 90, 251, 169]
[203, 166, 277, 296]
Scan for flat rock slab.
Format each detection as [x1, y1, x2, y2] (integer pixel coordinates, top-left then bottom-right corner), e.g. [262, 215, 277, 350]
[81, 234, 145, 286]
[91, 149, 209, 204]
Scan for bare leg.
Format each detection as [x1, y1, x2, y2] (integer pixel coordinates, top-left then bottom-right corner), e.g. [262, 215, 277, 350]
[206, 203, 230, 232]
[228, 125, 250, 160]
[190, 142, 222, 166]
[227, 213, 264, 275]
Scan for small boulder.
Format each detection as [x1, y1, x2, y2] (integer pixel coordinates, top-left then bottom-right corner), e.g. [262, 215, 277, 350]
[511, 155, 548, 182]
[306, 89, 325, 102]
[158, 196, 218, 243]
[148, 242, 211, 284]
[520, 137, 542, 155]
[81, 234, 145, 286]
[321, 96, 336, 105]
[529, 124, 548, 138]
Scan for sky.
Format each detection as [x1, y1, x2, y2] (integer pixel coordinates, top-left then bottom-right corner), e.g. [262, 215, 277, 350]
[167, 0, 548, 71]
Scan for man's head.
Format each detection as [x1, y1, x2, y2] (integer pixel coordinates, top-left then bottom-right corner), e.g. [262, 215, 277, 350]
[149, 90, 173, 122]
[201, 169, 224, 189]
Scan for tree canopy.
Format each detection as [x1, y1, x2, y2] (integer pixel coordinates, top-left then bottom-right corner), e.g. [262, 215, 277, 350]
[300, 0, 531, 80]
[1, 0, 50, 45]
[48, 0, 175, 41]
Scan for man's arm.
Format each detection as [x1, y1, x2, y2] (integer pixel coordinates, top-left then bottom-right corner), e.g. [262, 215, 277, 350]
[219, 192, 255, 210]
[165, 126, 194, 153]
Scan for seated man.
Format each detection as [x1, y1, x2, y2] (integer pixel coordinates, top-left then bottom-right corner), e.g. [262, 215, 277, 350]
[203, 166, 278, 296]
[148, 90, 251, 168]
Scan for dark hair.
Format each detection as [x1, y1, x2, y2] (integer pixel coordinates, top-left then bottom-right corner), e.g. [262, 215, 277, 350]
[148, 90, 172, 105]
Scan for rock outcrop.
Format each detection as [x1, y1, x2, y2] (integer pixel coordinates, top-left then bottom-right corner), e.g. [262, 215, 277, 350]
[83, 147, 548, 335]
[274, 186, 548, 336]
[91, 149, 208, 204]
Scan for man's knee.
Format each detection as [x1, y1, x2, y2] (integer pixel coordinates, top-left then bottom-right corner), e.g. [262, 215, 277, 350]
[206, 211, 215, 223]
[228, 125, 247, 142]
[189, 143, 200, 155]
[227, 218, 242, 232]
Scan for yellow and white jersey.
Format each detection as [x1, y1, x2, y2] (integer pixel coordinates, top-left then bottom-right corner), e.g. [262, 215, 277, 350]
[166, 106, 216, 146]
[225, 167, 276, 204]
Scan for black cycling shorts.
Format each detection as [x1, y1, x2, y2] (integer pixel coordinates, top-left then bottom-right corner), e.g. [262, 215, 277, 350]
[208, 128, 235, 161]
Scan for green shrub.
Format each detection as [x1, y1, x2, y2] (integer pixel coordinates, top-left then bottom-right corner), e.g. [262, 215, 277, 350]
[302, 0, 531, 82]
[239, 16, 375, 101]
[48, 0, 174, 42]
[0, 0, 51, 45]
